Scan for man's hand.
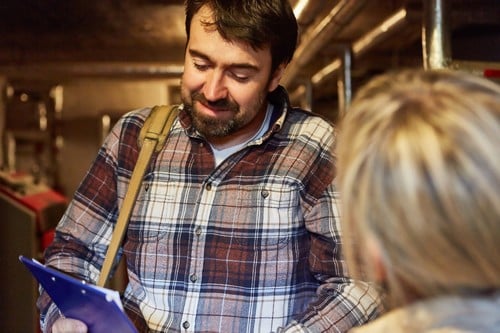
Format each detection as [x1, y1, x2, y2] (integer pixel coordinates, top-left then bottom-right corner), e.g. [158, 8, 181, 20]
[52, 318, 88, 333]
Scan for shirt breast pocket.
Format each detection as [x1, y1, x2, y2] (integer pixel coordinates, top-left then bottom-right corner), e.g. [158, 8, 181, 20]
[232, 182, 302, 251]
[126, 180, 181, 243]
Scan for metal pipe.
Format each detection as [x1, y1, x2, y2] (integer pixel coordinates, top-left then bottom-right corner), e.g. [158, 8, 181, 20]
[353, 8, 409, 57]
[0, 62, 184, 80]
[337, 46, 352, 118]
[311, 8, 410, 86]
[282, 0, 368, 87]
[422, 0, 451, 69]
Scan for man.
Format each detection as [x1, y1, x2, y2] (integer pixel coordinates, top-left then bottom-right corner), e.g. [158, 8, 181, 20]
[39, 1, 379, 332]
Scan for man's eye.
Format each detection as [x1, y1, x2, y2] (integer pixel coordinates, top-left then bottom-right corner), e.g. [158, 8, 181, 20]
[194, 63, 209, 71]
[230, 72, 249, 82]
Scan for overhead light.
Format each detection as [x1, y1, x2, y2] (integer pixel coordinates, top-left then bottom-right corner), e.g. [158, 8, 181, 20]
[293, 0, 310, 20]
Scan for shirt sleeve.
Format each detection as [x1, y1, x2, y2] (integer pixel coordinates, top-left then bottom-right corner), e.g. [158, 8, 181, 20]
[280, 181, 381, 332]
[37, 113, 128, 330]
[37, 289, 62, 333]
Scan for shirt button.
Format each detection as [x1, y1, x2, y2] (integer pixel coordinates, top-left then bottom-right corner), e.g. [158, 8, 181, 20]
[182, 321, 190, 329]
[190, 274, 198, 282]
[261, 190, 269, 198]
[206, 182, 212, 191]
[195, 227, 202, 236]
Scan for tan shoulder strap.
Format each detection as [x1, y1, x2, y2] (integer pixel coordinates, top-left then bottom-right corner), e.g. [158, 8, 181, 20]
[97, 105, 178, 287]
[138, 105, 179, 152]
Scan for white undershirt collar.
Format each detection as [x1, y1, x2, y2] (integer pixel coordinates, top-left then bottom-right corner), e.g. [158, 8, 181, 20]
[210, 103, 273, 167]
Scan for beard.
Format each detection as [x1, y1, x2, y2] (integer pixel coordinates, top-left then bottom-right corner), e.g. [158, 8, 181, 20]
[181, 90, 267, 139]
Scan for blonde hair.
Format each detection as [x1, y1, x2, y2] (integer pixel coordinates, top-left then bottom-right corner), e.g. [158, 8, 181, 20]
[337, 69, 500, 309]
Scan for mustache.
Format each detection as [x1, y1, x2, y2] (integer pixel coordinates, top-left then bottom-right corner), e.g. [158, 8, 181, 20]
[192, 92, 238, 112]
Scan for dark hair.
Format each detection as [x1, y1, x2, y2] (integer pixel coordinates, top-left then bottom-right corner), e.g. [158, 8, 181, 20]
[185, 0, 298, 72]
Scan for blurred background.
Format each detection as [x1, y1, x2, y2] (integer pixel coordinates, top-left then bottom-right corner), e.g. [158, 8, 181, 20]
[1, 0, 499, 195]
[0, 0, 499, 332]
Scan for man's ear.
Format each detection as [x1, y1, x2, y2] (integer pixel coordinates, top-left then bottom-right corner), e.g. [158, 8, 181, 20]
[268, 63, 286, 92]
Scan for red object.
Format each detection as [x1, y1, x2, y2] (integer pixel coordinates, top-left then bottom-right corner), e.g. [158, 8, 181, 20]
[484, 69, 500, 78]
[41, 229, 56, 250]
[20, 190, 67, 249]
[0, 176, 67, 251]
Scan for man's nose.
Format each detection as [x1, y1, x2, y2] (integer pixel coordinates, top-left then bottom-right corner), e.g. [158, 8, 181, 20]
[204, 70, 227, 101]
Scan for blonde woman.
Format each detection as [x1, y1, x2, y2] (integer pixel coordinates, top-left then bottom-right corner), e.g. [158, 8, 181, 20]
[337, 69, 500, 332]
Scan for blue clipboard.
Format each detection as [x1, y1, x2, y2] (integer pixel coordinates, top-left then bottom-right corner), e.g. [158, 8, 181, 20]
[19, 255, 138, 333]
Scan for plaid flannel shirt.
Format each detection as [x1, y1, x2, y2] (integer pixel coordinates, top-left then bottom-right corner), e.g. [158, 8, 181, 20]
[39, 87, 379, 332]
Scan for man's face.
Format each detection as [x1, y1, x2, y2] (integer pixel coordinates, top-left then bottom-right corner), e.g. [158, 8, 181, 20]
[181, 5, 283, 144]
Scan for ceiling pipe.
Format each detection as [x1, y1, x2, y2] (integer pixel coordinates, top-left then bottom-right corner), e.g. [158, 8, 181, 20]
[0, 62, 184, 80]
[282, 0, 368, 87]
[352, 8, 410, 57]
[311, 7, 411, 86]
